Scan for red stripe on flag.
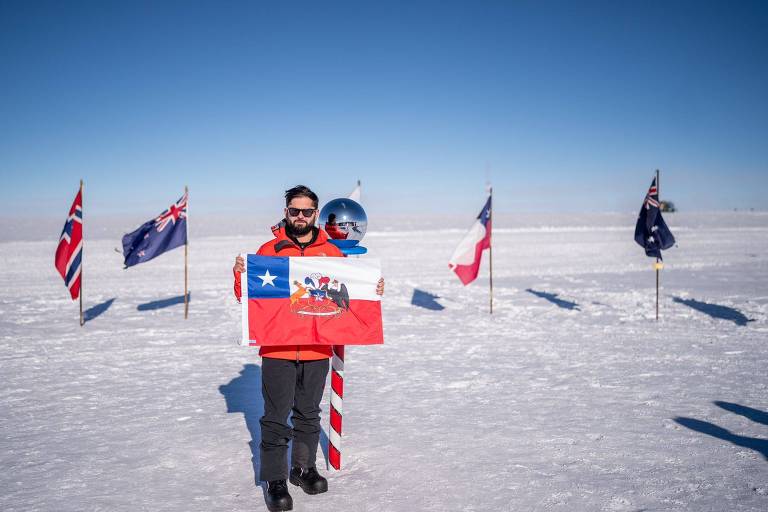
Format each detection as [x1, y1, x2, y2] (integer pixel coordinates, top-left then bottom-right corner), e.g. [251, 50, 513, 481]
[69, 277, 81, 300]
[247, 299, 383, 346]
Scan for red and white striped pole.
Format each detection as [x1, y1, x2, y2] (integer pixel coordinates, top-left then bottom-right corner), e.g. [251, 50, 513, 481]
[329, 344, 344, 469]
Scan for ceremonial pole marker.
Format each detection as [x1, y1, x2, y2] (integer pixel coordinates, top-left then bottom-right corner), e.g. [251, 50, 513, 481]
[329, 344, 344, 469]
[319, 196, 368, 471]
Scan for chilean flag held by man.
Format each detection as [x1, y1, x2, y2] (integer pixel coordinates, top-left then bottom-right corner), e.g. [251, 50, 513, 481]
[241, 255, 383, 346]
[55, 189, 83, 299]
[448, 194, 492, 285]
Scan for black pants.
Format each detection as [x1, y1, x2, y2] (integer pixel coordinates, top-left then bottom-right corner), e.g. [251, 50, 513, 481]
[260, 357, 329, 481]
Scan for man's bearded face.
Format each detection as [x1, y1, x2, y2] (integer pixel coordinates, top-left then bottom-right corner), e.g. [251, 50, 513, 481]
[285, 197, 317, 237]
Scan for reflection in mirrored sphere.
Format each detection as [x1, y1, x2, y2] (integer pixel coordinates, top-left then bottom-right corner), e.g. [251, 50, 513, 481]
[319, 198, 368, 242]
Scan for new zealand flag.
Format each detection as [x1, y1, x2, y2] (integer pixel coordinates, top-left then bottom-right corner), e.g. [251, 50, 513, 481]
[122, 193, 187, 268]
[634, 177, 675, 259]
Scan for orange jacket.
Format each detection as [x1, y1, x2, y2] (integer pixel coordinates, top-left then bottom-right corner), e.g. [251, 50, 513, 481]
[234, 226, 344, 361]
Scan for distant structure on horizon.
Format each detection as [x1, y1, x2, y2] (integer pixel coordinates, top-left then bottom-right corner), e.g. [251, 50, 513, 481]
[660, 200, 676, 213]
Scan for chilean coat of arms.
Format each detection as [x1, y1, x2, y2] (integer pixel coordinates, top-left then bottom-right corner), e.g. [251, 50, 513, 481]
[290, 273, 350, 317]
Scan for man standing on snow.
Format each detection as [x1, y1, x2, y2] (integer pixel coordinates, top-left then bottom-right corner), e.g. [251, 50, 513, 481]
[233, 185, 383, 512]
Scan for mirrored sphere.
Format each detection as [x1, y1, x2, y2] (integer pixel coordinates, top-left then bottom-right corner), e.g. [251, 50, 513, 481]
[319, 198, 368, 242]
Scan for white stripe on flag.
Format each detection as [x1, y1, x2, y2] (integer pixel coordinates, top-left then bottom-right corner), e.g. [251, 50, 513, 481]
[289, 257, 381, 301]
[66, 266, 81, 291]
[449, 222, 485, 267]
[65, 240, 83, 275]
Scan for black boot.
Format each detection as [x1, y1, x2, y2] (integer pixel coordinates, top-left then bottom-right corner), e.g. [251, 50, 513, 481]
[289, 466, 328, 495]
[265, 480, 293, 511]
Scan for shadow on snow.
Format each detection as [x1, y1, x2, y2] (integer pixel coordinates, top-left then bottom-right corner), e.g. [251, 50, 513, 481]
[136, 293, 190, 311]
[83, 298, 116, 323]
[714, 401, 768, 427]
[219, 363, 332, 487]
[220, 364, 264, 485]
[411, 289, 445, 311]
[525, 289, 580, 311]
[674, 402, 768, 461]
[672, 297, 753, 326]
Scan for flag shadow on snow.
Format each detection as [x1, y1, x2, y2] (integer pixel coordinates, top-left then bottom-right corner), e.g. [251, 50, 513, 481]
[674, 404, 768, 461]
[411, 289, 445, 311]
[219, 364, 332, 485]
[83, 298, 116, 323]
[714, 401, 768, 427]
[136, 293, 190, 311]
[526, 289, 580, 311]
[672, 297, 753, 326]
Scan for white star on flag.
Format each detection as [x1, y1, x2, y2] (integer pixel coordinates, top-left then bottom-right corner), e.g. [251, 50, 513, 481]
[258, 269, 277, 287]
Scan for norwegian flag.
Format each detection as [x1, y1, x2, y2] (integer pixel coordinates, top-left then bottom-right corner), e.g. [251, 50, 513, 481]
[634, 176, 675, 259]
[122, 192, 188, 268]
[55, 189, 83, 299]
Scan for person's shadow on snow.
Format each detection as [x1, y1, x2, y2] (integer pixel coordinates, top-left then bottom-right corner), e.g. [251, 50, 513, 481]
[219, 364, 264, 485]
[674, 402, 768, 461]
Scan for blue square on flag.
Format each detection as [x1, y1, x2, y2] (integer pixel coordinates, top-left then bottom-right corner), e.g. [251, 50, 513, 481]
[247, 256, 290, 298]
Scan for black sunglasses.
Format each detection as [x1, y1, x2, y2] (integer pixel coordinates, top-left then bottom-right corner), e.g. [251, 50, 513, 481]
[287, 207, 317, 217]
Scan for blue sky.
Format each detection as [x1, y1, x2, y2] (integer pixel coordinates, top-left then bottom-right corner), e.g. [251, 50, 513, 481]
[1, 0, 767, 218]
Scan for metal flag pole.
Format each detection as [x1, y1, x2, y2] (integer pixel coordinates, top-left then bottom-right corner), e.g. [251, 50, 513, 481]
[79, 179, 84, 327]
[184, 185, 189, 319]
[489, 186, 493, 315]
[655, 169, 660, 322]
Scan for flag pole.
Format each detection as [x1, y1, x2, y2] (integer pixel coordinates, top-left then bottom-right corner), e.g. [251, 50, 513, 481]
[489, 186, 493, 315]
[655, 169, 660, 322]
[79, 179, 84, 327]
[184, 185, 189, 319]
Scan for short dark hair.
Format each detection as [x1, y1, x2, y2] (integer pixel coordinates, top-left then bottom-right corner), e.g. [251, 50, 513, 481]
[285, 185, 319, 208]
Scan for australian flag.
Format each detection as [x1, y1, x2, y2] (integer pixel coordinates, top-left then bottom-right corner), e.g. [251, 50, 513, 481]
[122, 192, 188, 268]
[634, 177, 675, 259]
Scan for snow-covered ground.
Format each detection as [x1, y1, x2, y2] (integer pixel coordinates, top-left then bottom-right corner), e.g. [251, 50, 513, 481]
[1, 212, 767, 511]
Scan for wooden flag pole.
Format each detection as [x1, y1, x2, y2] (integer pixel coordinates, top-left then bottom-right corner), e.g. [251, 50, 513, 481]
[184, 185, 189, 319]
[655, 169, 660, 322]
[489, 186, 493, 315]
[79, 179, 84, 327]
